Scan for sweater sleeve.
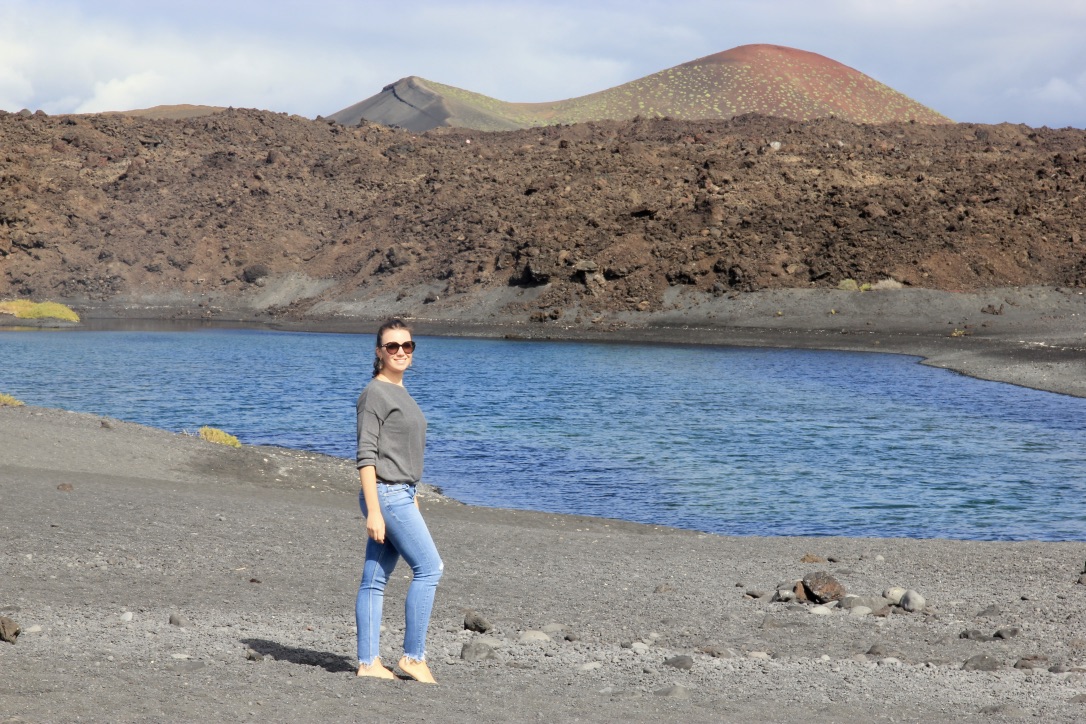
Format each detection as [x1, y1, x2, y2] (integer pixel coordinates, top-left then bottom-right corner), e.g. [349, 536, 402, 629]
[356, 388, 383, 470]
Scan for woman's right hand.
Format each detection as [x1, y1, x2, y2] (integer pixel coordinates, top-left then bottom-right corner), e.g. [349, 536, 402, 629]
[367, 512, 386, 543]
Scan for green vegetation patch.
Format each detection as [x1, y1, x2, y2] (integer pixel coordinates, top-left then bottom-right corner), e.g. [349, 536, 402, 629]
[0, 300, 80, 322]
[198, 426, 242, 448]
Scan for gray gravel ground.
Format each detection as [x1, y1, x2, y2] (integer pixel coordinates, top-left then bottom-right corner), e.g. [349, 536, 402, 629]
[3, 406, 1086, 723]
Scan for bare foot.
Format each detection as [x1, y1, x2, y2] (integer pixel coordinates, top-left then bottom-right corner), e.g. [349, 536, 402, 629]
[356, 658, 395, 680]
[397, 656, 437, 684]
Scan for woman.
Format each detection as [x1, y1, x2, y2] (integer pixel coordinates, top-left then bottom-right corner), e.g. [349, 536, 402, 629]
[355, 319, 443, 683]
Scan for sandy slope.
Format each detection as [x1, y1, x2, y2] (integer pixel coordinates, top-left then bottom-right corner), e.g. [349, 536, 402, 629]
[3, 406, 1086, 722]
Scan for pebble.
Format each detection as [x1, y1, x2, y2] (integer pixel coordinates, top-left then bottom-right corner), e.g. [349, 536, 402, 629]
[540, 623, 567, 635]
[849, 606, 872, 617]
[578, 661, 602, 671]
[24, 625, 42, 634]
[654, 684, 690, 698]
[994, 627, 1020, 639]
[802, 571, 846, 603]
[119, 612, 134, 623]
[962, 654, 1002, 671]
[464, 611, 491, 633]
[630, 642, 650, 655]
[1014, 655, 1048, 669]
[748, 651, 771, 660]
[168, 613, 189, 628]
[975, 604, 1001, 618]
[460, 640, 494, 662]
[697, 645, 737, 659]
[882, 587, 907, 605]
[663, 655, 694, 670]
[810, 605, 833, 616]
[900, 590, 926, 612]
[841, 595, 890, 610]
[518, 630, 551, 645]
[0, 616, 20, 643]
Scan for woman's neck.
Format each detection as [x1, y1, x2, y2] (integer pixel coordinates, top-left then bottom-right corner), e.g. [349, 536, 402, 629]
[376, 372, 404, 386]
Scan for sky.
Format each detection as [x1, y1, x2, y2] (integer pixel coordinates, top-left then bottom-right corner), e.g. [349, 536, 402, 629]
[2, 0, 1084, 128]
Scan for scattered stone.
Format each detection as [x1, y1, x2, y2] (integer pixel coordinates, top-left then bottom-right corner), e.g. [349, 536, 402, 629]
[246, 649, 264, 661]
[460, 640, 495, 662]
[541, 623, 567, 635]
[167, 660, 206, 673]
[841, 595, 891, 610]
[962, 654, 1002, 671]
[663, 655, 694, 670]
[119, 612, 134, 623]
[697, 645, 737, 659]
[1069, 694, 1086, 703]
[475, 635, 505, 649]
[249, 578, 261, 584]
[994, 627, 1020, 640]
[744, 590, 770, 600]
[810, 605, 833, 616]
[882, 587, 907, 606]
[976, 604, 1001, 618]
[866, 644, 903, 659]
[960, 629, 995, 642]
[57, 483, 74, 492]
[800, 553, 826, 563]
[1048, 663, 1072, 674]
[24, 624, 42, 634]
[653, 584, 674, 593]
[772, 585, 796, 603]
[654, 684, 690, 699]
[900, 590, 926, 613]
[464, 610, 492, 633]
[849, 606, 873, 617]
[518, 630, 551, 645]
[0, 616, 20, 643]
[1077, 574, 1086, 586]
[877, 657, 903, 666]
[747, 651, 771, 660]
[168, 613, 190, 628]
[630, 642, 650, 655]
[579, 661, 602, 671]
[802, 572, 846, 603]
[1014, 655, 1048, 669]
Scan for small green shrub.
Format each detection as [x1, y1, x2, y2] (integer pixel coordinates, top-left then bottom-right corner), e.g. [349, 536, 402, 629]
[0, 393, 25, 407]
[198, 426, 242, 448]
[0, 300, 80, 322]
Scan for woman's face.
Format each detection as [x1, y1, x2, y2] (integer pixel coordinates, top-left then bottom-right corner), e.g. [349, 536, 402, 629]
[377, 328, 414, 375]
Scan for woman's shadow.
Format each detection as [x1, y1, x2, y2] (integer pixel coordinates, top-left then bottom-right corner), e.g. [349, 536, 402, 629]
[241, 638, 356, 674]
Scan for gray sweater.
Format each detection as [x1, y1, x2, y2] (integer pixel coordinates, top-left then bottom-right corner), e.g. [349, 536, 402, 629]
[356, 379, 427, 484]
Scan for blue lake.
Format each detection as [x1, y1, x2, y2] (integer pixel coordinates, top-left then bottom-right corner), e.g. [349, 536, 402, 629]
[2, 327, 1085, 541]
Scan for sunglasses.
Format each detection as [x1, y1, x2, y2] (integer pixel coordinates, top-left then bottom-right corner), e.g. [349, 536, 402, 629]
[379, 341, 416, 354]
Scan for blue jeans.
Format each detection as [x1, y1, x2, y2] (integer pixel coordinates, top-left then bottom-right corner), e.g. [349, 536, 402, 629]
[356, 483, 443, 665]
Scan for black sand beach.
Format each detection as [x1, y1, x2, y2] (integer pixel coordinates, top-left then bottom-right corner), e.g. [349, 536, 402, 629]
[3, 403, 1086, 722]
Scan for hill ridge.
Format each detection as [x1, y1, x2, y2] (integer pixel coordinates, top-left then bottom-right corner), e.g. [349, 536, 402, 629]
[330, 44, 951, 131]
